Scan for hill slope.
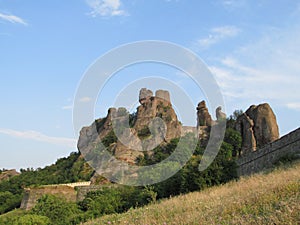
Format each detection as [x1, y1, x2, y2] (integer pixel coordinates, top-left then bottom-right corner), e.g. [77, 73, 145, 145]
[85, 161, 300, 225]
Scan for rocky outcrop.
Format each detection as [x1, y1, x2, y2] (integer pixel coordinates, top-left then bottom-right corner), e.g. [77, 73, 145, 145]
[134, 89, 181, 142]
[0, 169, 19, 182]
[196, 101, 212, 127]
[155, 90, 171, 103]
[235, 103, 279, 154]
[235, 113, 257, 154]
[78, 89, 182, 167]
[139, 88, 153, 105]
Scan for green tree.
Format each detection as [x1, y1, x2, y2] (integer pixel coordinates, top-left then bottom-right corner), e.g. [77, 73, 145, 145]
[79, 188, 123, 217]
[0, 191, 21, 214]
[224, 128, 242, 156]
[32, 195, 80, 225]
[227, 109, 243, 129]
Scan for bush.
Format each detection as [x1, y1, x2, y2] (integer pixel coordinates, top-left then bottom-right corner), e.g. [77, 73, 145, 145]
[32, 195, 80, 225]
[0, 191, 21, 214]
[79, 186, 156, 218]
[14, 214, 51, 225]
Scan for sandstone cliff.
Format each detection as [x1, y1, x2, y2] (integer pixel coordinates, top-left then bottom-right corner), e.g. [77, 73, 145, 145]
[235, 103, 279, 154]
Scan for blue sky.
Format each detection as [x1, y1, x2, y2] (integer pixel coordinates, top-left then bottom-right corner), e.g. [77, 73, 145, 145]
[1, 0, 300, 170]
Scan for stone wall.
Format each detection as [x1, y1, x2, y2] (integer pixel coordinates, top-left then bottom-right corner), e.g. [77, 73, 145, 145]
[20, 186, 77, 210]
[237, 127, 300, 176]
[76, 185, 116, 201]
[20, 183, 116, 210]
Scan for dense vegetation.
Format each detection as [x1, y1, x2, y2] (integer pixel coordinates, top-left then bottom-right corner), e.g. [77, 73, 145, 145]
[0, 152, 93, 215]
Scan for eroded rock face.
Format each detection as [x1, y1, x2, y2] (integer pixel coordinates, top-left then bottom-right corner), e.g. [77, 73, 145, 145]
[246, 104, 279, 146]
[139, 88, 153, 105]
[235, 103, 279, 154]
[155, 90, 171, 103]
[196, 101, 212, 127]
[235, 113, 257, 154]
[78, 89, 182, 168]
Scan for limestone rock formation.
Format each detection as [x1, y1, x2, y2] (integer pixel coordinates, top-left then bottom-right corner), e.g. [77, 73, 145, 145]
[139, 88, 153, 105]
[235, 103, 279, 154]
[134, 89, 181, 142]
[78, 88, 182, 167]
[155, 90, 171, 103]
[235, 113, 257, 154]
[196, 101, 212, 127]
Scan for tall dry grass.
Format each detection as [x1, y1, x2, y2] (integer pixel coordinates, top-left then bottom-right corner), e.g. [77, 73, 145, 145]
[85, 161, 300, 225]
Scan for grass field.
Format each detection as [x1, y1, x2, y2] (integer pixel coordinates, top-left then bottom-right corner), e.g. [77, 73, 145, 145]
[84, 161, 300, 225]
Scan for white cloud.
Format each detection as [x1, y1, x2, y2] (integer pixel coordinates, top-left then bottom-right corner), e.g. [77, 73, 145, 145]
[79, 97, 92, 102]
[62, 105, 73, 110]
[86, 0, 127, 17]
[0, 128, 77, 148]
[0, 12, 27, 25]
[197, 26, 240, 49]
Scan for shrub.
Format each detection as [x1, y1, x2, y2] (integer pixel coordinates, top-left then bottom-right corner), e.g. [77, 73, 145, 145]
[14, 214, 51, 225]
[32, 195, 80, 225]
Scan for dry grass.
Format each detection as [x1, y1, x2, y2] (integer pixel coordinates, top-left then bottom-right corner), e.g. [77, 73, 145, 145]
[85, 161, 300, 225]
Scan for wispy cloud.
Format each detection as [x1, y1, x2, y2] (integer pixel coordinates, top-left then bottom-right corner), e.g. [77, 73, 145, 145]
[62, 105, 73, 110]
[197, 26, 240, 49]
[286, 103, 300, 111]
[79, 97, 92, 102]
[0, 129, 76, 148]
[86, 0, 127, 17]
[209, 24, 300, 109]
[219, 0, 247, 10]
[0, 12, 27, 25]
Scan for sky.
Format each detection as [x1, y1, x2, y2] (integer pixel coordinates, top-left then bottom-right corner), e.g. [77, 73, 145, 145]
[1, 0, 300, 170]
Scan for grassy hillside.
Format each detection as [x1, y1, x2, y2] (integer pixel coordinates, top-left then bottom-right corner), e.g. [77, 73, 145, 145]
[85, 160, 300, 225]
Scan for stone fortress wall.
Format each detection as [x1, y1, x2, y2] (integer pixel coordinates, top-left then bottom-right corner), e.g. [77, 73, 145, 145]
[20, 182, 91, 210]
[237, 127, 300, 176]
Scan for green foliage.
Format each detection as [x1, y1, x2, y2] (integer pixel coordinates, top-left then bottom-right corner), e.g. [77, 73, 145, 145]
[14, 214, 51, 225]
[137, 138, 179, 166]
[101, 130, 117, 147]
[0, 152, 93, 215]
[138, 126, 151, 139]
[129, 111, 137, 127]
[227, 109, 243, 129]
[78, 186, 155, 220]
[79, 188, 122, 217]
[0, 191, 21, 214]
[0, 209, 27, 225]
[32, 195, 80, 225]
[150, 131, 238, 198]
[224, 128, 242, 156]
